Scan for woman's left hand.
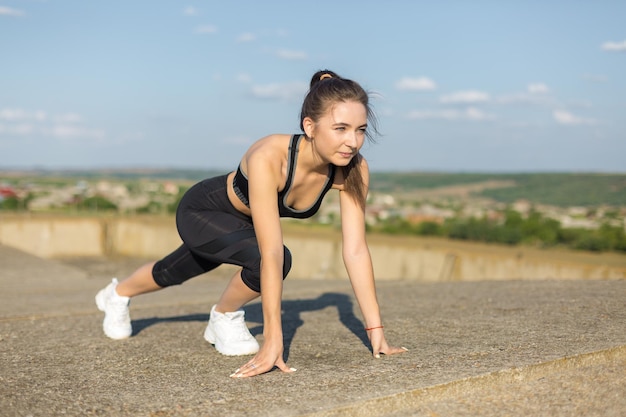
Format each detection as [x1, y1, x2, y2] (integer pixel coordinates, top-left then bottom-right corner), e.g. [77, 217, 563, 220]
[367, 328, 408, 358]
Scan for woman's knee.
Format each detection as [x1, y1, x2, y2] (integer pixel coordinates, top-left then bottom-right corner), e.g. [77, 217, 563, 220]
[283, 246, 292, 278]
[152, 260, 184, 287]
[240, 246, 292, 292]
[151, 245, 219, 287]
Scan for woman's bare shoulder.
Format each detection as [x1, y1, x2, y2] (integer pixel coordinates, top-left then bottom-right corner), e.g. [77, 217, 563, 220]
[246, 134, 291, 155]
[241, 134, 293, 172]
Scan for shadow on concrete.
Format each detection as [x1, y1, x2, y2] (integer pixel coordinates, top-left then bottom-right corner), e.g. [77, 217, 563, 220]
[130, 292, 370, 360]
[132, 313, 210, 336]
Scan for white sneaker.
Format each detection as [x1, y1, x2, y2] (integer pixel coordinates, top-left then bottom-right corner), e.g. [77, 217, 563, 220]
[204, 305, 259, 356]
[95, 278, 132, 340]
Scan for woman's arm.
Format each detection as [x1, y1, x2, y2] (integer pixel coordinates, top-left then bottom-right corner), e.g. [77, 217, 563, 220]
[231, 142, 294, 377]
[339, 158, 381, 327]
[339, 158, 407, 357]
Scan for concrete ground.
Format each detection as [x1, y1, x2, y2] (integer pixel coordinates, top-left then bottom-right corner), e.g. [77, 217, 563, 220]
[0, 243, 624, 417]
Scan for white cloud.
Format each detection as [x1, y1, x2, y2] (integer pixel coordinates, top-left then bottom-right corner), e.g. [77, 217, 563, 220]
[395, 77, 437, 92]
[0, 108, 27, 121]
[236, 73, 252, 83]
[553, 110, 596, 126]
[275, 49, 307, 60]
[464, 107, 495, 121]
[195, 25, 218, 34]
[1, 108, 46, 121]
[440, 90, 490, 104]
[183, 6, 198, 16]
[0, 123, 34, 135]
[55, 113, 82, 123]
[0, 123, 104, 140]
[237, 33, 256, 43]
[0, 109, 84, 124]
[601, 40, 626, 52]
[0, 108, 105, 141]
[407, 107, 495, 121]
[42, 125, 105, 140]
[528, 83, 549, 94]
[0, 6, 24, 16]
[495, 92, 555, 106]
[250, 81, 308, 101]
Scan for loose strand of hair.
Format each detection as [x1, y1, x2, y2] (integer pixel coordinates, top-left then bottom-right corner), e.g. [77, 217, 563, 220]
[342, 154, 366, 211]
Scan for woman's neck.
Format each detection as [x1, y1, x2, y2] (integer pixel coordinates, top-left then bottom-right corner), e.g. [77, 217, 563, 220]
[298, 136, 330, 174]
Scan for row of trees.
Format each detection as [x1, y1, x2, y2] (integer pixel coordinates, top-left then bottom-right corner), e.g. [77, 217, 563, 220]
[0, 194, 176, 214]
[0, 195, 118, 212]
[373, 210, 626, 253]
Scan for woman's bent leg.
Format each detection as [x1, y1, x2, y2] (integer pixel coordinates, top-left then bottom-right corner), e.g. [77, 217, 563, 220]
[205, 269, 261, 356]
[215, 269, 260, 313]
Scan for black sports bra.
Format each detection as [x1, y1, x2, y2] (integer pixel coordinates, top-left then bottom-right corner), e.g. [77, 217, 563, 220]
[232, 134, 336, 219]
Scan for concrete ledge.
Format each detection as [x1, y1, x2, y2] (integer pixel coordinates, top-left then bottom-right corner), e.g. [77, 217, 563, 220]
[2, 215, 625, 280]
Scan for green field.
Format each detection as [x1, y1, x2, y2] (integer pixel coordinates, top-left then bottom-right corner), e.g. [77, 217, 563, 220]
[370, 172, 626, 207]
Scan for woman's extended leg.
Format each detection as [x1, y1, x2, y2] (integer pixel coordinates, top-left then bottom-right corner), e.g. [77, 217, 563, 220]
[116, 261, 162, 297]
[96, 244, 219, 340]
[95, 262, 162, 340]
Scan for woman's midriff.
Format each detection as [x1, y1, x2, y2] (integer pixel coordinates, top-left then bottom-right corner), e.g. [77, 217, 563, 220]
[226, 171, 252, 217]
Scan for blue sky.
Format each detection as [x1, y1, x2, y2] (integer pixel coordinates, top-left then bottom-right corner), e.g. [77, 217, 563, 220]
[1, 1, 625, 173]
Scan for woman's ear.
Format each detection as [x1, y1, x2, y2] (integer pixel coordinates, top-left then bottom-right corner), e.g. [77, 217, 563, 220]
[302, 117, 315, 138]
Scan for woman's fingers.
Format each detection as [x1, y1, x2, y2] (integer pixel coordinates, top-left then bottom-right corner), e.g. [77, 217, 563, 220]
[230, 359, 266, 378]
[230, 357, 296, 378]
[375, 345, 409, 358]
[275, 357, 297, 373]
[371, 336, 408, 358]
[368, 329, 408, 358]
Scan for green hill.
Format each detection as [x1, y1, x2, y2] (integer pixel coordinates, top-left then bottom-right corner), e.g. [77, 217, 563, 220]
[370, 172, 626, 207]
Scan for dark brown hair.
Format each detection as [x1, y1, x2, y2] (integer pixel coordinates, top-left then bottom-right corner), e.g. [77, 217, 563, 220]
[299, 70, 379, 210]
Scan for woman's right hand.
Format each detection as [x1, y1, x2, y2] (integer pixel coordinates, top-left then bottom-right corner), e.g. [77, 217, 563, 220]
[230, 339, 296, 378]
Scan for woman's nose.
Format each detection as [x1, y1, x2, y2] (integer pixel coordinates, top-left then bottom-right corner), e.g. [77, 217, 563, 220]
[346, 132, 358, 148]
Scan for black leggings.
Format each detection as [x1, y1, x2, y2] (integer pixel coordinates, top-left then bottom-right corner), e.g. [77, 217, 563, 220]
[152, 174, 292, 293]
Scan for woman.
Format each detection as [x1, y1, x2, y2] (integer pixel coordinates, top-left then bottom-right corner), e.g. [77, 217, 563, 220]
[96, 70, 407, 378]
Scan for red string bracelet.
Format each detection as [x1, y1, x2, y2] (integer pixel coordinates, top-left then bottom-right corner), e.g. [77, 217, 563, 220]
[365, 325, 384, 331]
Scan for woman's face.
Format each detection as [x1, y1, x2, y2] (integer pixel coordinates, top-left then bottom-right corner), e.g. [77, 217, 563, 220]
[306, 100, 368, 166]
